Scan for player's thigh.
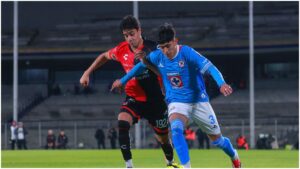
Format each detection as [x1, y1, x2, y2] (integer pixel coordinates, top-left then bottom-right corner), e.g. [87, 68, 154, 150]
[118, 96, 142, 125]
[192, 102, 221, 135]
[145, 101, 169, 136]
[168, 102, 191, 124]
[118, 112, 133, 125]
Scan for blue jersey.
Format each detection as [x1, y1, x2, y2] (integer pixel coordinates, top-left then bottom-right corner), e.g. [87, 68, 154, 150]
[147, 45, 214, 103]
[120, 45, 226, 104]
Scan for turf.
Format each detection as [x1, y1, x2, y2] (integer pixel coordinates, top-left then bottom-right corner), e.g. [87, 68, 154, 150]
[1, 149, 299, 168]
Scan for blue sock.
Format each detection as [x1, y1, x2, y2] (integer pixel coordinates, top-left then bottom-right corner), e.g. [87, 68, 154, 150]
[170, 119, 190, 165]
[212, 136, 236, 159]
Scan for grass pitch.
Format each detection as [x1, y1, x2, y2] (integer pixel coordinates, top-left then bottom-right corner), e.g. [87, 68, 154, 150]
[1, 149, 299, 168]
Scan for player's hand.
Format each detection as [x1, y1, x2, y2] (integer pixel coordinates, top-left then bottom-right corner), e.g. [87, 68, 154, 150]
[80, 72, 90, 87]
[134, 51, 146, 60]
[110, 79, 123, 94]
[220, 84, 233, 96]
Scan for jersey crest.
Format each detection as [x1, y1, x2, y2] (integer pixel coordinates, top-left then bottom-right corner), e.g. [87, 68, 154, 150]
[179, 60, 185, 68]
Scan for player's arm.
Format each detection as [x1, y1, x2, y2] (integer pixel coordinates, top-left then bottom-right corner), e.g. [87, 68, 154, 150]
[188, 47, 232, 96]
[80, 52, 110, 87]
[110, 62, 147, 91]
[205, 65, 225, 88]
[205, 65, 232, 96]
[135, 50, 161, 77]
[111, 52, 158, 91]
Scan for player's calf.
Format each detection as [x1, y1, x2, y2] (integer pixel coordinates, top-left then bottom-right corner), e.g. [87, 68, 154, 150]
[118, 120, 133, 168]
[170, 119, 191, 168]
[155, 134, 174, 164]
[212, 136, 241, 168]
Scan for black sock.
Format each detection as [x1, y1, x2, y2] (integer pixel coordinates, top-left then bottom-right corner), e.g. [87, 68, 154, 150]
[118, 120, 131, 161]
[161, 143, 174, 162]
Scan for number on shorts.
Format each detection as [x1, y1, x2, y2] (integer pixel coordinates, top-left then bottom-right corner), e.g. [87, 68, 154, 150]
[208, 115, 215, 124]
[155, 119, 168, 128]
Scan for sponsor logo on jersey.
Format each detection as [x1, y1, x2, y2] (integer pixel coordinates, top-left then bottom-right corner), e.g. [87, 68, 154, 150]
[167, 73, 183, 88]
[123, 54, 128, 61]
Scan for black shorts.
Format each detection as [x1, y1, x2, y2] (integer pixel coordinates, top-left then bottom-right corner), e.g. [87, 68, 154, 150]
[120, 96, 169, 135]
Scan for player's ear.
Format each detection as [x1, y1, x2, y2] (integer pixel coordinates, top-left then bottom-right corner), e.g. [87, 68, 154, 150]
[173, 38, 179, 45]
[137, 28, 142, 35]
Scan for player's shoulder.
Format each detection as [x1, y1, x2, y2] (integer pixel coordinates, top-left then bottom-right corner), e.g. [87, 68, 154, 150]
[150, 48, 161, 56]
[180, 45, 202, 56]
[178, 45, 193, 58]
[180, 45, 193, 52]
[146, 48, 161, 63]
[115, 41, 129, 50]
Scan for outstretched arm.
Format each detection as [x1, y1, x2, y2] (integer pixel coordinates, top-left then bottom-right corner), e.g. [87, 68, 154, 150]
[135, 51, 161, 77]
[110, 62, 147, 91]
[120, 62, 147, 85]
[186, 46, 233, 97]
[206, 65, 232, 96]
[80, 52, 110, 87]
[206, 65, 225, 88]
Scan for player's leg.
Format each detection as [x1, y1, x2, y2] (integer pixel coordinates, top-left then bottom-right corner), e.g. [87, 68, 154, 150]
[118, 112, 134, 168]
[145, 100, 180, 167]
[208, 134, 241, 168]
[152, 126, 182, 167]
[192, 102, 241, 168]
[118, 97, 141, 168]
[154, 133, 179, 167]
[168, 102, 191, 168]
[169, 113, 190, 168]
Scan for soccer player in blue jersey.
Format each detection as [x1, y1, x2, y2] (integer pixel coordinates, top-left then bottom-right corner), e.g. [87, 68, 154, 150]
[111, 23, 241, 168]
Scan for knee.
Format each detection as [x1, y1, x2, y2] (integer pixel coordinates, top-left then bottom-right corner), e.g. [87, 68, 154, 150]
[170, 119, 184, 137]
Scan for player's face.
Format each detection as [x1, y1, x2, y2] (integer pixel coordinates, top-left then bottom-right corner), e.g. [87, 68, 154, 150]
[122, 28, 142, 49]
[158, 39, 178, 59]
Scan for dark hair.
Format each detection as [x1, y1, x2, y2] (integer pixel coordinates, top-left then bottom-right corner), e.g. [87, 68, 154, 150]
[120, 15, 140, 31]
[158, 23, 176, 44]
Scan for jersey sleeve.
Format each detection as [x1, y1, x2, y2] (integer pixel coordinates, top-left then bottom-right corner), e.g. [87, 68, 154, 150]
[145, 50, 159, 66]
[107, 46, 120, 61]
[185, 46, 225, 88]
[186, 46, 212, 74]
[120, 62, 147, 85]
[206, 65, 226, 88]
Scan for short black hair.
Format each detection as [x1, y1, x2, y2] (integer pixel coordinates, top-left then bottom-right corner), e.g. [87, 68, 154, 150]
[158, 23, 176, 44]
[120, 15, 140, 31]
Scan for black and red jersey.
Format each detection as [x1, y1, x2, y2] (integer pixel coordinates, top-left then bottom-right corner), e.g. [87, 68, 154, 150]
[108, 40, 164, 102]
